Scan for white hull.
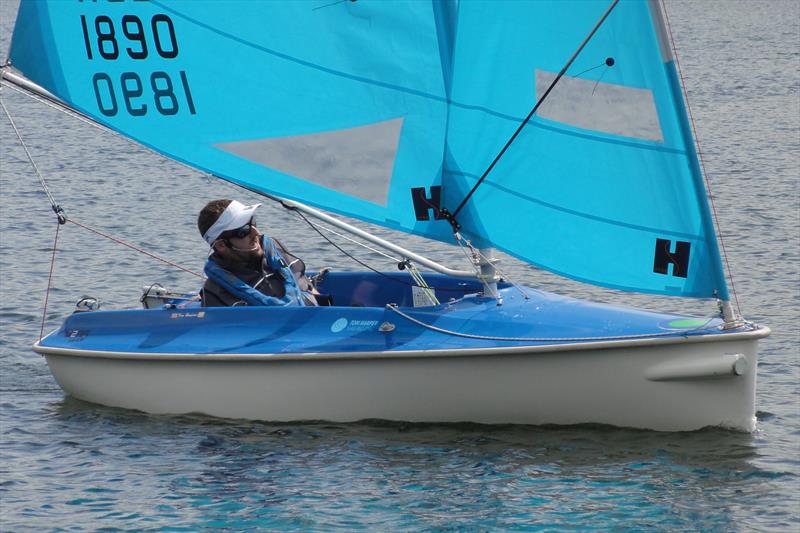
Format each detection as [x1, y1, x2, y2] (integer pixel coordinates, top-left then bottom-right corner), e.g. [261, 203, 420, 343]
[36, 327, 768, 432]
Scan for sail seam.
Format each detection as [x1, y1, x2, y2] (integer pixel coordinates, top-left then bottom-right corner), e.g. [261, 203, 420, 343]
[151, 0, 670, 159]
[445, 177, 704, 241]
[449, 0, 621, 221]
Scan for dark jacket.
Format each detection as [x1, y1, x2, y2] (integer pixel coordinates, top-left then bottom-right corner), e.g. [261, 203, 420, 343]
[201, 239, 316, 307]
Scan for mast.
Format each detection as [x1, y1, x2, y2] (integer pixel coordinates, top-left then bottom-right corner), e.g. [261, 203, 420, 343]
[478, 248, 501, 302]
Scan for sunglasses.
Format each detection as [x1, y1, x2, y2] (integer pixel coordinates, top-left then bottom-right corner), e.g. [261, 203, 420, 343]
[220, 218, 256, 240]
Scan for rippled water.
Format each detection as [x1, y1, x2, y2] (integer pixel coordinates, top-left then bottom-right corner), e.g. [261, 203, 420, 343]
[1, 1, 798, 531]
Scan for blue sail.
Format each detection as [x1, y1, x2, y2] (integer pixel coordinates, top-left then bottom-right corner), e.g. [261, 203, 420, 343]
[441, 0, 729, 299]
[8, 0, 728, 299]
[9, 0, 454, 243]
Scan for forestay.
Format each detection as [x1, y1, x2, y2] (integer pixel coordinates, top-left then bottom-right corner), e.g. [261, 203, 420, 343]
[8, 0, 728, 299]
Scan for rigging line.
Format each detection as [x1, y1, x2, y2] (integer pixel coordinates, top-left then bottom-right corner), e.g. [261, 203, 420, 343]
[40, 221, 61, 341]
[386, 304, 719, 342]
[470, 245, 530, 301]
[3, 83, 201, 278]
[452, 233, 527, 301]
[0, 79, 111, 136]
[571, 62, 607, 78]
[0, 88, 64, 222]
[289, 207, 463, 292]
[447, 0, 620, 226]
[312, 221, 400, 263]
[661, 3, 742, 317]
[290, 208, 419, 286]
[454, 236, 483, 278]
[219, 181, 459, 296]
[0, 79, 215, 184]
[66, 218, 203, 278]
[456, 234, 481, 270]
[591, 65, 610, 96]
[312, 0, 347, 10]
[205, 178, 455, 290]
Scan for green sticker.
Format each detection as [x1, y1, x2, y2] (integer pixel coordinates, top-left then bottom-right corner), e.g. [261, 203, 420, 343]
[667, 319, 708, 328]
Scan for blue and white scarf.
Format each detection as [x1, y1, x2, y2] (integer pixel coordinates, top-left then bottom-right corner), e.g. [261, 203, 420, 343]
[204, 235, 307, 307]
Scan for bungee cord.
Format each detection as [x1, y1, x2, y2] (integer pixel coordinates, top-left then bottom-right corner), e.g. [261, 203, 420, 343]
[386, 303, 721, 343]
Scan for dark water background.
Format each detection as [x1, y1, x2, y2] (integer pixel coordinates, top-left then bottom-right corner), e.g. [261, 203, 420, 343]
[1, 1, 798, 530]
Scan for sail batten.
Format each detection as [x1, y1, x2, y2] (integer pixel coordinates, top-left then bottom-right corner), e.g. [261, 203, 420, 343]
[8, 0, 729, 300]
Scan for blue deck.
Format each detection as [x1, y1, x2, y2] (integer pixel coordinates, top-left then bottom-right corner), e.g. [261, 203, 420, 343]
[41, 272, 729, 355]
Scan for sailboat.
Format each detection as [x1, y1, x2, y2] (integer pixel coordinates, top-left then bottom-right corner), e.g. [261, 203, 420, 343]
[3, 0, 769, 431]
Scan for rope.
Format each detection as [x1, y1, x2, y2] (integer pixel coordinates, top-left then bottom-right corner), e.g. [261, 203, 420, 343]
[288, 206, 463, 292]
[403, 261, 439, 305]
[0, 77, 215, 185]
[448, 0, 620, 225]
[0, 87, 65, 223]
[661, 3, 742, 317]
[454, 234, 481, 274]
[3, 76, 463, 294]
[1, 79, 112, 138]
[40, 221, 61, 341]
[4, 81, 202, 341]
[472, 247, 528, 300]
[312, 221, 400, 263]
[66, 218, 203, 278]
[3, 84, 201, 277]
[386, 304, 718, 343]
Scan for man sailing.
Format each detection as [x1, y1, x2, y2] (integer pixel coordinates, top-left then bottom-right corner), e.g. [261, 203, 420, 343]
[197, 199, 326, 307]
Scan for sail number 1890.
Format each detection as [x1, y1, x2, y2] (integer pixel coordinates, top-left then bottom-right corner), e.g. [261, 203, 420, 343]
[81, 13, 197, 117]
[81, 14, 178, 61]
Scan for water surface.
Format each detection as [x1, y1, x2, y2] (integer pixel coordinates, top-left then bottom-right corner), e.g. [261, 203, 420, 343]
[1, 1, 798, 530]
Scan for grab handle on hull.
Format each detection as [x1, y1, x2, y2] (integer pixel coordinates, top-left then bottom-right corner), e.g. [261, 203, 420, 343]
[645, 353, 748, 381]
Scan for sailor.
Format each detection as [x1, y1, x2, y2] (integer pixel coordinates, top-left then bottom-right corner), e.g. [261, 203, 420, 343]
[197, 199, 324, 307]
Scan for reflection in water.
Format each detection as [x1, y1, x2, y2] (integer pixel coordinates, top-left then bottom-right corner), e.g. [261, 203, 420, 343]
[35, 397, 772, 530]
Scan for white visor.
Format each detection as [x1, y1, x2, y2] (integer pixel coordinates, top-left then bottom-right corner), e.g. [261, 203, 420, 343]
[203, 200, 261, 245]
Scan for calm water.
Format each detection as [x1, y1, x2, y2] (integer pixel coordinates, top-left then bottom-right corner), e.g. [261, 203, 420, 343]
[1, 1, 798, 531]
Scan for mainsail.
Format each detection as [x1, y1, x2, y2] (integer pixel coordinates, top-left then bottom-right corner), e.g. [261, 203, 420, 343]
[7, 0, 729, 300]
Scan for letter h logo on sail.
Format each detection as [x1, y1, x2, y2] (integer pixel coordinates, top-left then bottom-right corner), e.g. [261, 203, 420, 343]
[653, 238, 691, 278]
[410, 186, 445, 221]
